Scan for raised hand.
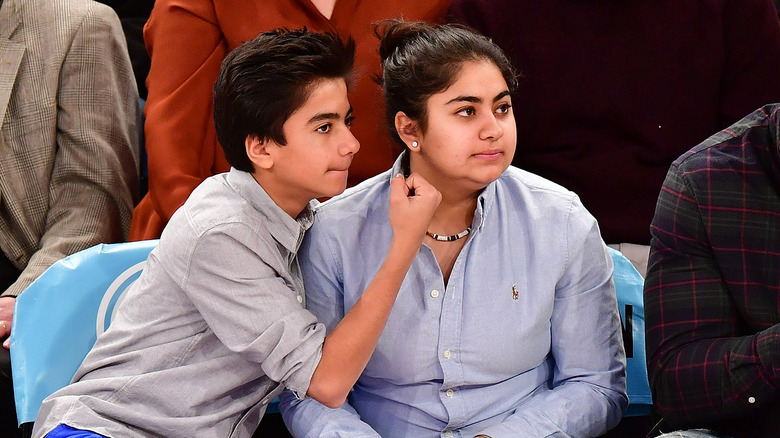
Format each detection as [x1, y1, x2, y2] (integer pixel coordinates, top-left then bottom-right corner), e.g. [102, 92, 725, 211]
[388, 172, 441, 244]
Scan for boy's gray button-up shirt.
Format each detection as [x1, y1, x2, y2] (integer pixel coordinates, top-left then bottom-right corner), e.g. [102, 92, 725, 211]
[33, 168, 325, 438]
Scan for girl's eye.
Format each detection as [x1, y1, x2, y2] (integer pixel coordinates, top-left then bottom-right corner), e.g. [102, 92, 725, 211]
[456, 107, 475, 117]
[345, 116, 355, 129]
[316, 124, 332, 133]
[496, 103, 512, 114]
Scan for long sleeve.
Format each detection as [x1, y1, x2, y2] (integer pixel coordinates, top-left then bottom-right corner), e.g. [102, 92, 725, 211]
[645, 163, 780, 429]
[4, 4, 139, 297]
[474, 206, 627, 438]
[130, 0, 229, 239]
[280, 218, 381, 437]
[280, 390, 380, 438]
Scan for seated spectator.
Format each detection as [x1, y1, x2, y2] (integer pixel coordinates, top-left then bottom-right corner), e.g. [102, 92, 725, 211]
[447, 0, 780, 275]
[281, 20, 627, 438]
[32, 28, 440, 438]
[0, 0, 140, 435]
[129, 0, 450, 241]
[645, 103, 780, 437]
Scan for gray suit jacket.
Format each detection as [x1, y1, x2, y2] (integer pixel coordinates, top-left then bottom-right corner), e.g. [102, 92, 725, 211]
[0, 0, 140, 297]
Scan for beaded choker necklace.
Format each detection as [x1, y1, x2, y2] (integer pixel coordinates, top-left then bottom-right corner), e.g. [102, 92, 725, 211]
[425, 226, 472, 242]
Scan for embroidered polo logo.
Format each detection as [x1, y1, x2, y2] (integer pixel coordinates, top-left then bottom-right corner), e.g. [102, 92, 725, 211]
[512, 284, 519, 300]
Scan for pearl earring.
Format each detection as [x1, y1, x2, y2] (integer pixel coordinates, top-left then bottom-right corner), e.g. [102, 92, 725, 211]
[411, 141, 419, 148]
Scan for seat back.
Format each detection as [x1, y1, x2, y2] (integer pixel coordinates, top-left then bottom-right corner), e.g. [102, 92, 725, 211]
[608, 247, 652, 416]
[10, 240, 159, 427]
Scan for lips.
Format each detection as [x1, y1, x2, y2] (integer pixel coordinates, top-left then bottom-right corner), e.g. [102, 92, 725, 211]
[473, 149, 503, 159]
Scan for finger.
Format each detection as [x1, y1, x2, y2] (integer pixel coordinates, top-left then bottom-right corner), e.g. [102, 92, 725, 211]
[403, 173, 417, 193]
[390, 173, 409, 199]
[3, 337, 9, 350]
[406, 173, 433, 199]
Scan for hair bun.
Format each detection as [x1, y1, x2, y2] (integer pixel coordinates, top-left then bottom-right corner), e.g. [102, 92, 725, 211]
[375, 19, 433, 63]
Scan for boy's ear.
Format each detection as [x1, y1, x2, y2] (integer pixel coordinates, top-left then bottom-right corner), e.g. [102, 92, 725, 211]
[394, 111, 421, 150]
[246, 135, 275, 170]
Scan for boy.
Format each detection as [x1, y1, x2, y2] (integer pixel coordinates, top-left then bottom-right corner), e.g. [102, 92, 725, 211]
[32, 28, 440, 438]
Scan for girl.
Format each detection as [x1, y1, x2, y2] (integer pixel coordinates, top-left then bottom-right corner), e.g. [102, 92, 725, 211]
[281, 21, 627, 438]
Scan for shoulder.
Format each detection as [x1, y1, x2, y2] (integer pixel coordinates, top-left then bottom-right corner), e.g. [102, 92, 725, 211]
[16, 0, 118, 29]
[493, 166, 598, 233]
[313, 170, 392, 224]
[12, 0, 122, 52]
[175, 174, 267, 239]
[497, 165, 579, 207]
[673, 104, 779, 180]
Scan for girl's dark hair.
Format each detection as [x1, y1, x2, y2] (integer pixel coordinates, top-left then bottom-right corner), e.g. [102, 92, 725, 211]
[213, 28, 355, 172]
[376, 20, 517, 148]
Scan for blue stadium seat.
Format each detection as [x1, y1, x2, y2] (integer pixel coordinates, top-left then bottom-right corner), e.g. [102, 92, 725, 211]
[608, 247, 652, 417]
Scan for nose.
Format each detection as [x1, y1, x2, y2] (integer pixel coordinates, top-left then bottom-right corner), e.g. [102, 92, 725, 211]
[341, 127, 360, 156]
[479, 113, 504, 141]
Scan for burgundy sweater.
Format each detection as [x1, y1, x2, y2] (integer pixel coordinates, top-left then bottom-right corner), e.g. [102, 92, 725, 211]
[448, 0, 780, 244]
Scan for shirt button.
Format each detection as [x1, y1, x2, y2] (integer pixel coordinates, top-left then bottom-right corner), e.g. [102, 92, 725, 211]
[748, 396, 756, 404]
[444, 431, 453, 438]
[430, 289, 440, 298]
[443, 349, 451, 359]
[296, 295, 303, 303]
[446, 388, 454, 397]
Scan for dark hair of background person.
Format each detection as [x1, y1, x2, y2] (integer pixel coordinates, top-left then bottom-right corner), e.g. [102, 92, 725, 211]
[212, 28, 356, 173]
[375, 19, 518, 149]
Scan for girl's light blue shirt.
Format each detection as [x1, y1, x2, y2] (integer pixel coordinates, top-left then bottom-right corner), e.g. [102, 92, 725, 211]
[281, 154, 627, 438]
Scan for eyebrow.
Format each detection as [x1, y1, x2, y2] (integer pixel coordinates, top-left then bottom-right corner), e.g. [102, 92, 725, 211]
[445, 90, 511, 105]
[307, 106, 354, 125]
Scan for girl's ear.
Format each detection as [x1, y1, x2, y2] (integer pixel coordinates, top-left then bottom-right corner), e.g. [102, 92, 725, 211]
[246, 135, 275, 170]
[394, 111, 421, 151]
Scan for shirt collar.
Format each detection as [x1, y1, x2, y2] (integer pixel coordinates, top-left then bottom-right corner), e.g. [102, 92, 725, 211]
[226, 168, 315, 253]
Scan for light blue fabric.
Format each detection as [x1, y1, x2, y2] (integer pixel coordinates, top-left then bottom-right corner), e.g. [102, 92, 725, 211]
[11, 240, 159, 427]
[608, 247, 653, 416]
[281, 154, 628, 438]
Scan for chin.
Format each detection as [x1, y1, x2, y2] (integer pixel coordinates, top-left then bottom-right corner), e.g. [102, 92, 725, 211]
[324, 182, 348, 198]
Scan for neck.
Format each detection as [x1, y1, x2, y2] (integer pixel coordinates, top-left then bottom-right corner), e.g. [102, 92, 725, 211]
[252, 172, 307, 219]
[427, 195, 478, 235]
[407, 163, 478, 232]
[311, 0, 336, 19]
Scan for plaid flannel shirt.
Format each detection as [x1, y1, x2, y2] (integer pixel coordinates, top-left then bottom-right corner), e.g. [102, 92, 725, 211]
[645, 104, 780, 436]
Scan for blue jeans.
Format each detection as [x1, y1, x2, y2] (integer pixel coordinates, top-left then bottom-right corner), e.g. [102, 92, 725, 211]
[45, 424, 107, 438]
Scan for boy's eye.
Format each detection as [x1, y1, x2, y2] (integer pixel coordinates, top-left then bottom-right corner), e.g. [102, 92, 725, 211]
[316, 123, 332, 133]
[496, 103, 512, 114]
[456, 107, 475, 117]
[345, 116, 355, 128]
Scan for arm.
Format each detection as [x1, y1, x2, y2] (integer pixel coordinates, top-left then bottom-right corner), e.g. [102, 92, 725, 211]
[187, 174, 438, 412]
[142, 0, 226, 224]
[279, 215, 381, 437]
[278, 218, 381, 437]
[476, 199, 628, 438]
[1, 4, 139, 340]
[308, 174, 440, 407]
[645, 165, 780, 427]
[280, 178, 438, 437]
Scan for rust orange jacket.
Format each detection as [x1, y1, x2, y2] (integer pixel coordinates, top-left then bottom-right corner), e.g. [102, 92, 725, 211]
[130, 0, 450, 240]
